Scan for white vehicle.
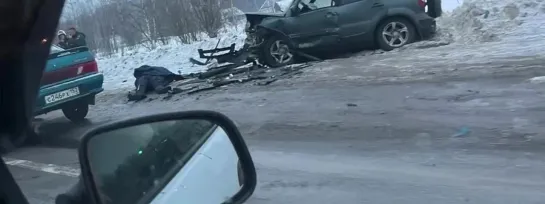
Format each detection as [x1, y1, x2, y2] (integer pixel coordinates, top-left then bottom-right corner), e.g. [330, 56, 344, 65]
[55, 111, 256, 204]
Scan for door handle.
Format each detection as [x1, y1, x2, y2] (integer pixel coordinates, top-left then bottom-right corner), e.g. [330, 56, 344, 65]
[326, 12, 337, 18]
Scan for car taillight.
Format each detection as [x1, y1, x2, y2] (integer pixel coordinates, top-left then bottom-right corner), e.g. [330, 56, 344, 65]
[41, 60, 99, 86]
[81, 60, 98, 74]
[418, 0, 426, 8]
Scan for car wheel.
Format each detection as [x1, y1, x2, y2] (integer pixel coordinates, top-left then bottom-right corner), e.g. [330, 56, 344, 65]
[376, 18, 416, 51]
[262, 36, 295, 67]
[62, 102, 89, 123]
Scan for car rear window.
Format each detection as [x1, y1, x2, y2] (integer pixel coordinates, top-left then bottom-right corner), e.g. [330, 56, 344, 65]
[50, 45, 64, 54]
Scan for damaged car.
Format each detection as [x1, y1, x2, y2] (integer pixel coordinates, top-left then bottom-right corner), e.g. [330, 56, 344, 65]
[240, 0, 443, 67]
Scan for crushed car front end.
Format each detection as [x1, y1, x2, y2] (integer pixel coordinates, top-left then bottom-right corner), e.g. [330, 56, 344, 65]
[243, 17, 263, 62]
[243, 12, 286, 64]
[192, 0, 295, 67]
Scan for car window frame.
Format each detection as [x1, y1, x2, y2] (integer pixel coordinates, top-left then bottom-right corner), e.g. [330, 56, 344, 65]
[337, 0, 364, 6]
[87, 122, 219, 204]
[298, 0, 336, 11]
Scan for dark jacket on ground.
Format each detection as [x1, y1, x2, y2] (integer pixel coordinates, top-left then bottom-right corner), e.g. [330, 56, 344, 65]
[133, 65, 184, 81]
[133, 65, 185, 93]
[66, 31, 87, 48]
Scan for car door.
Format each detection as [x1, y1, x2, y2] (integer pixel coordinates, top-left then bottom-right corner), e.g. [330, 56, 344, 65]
[333, 0, 387, 38]
[284, 0, 341, 48]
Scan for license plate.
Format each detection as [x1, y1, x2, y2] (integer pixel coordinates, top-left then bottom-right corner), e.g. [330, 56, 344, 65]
[45, 87, 80, 104]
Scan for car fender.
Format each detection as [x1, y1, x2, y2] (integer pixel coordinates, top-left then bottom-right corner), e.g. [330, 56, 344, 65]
[256, 19, 296, 48]
[379, 8, 423, 38]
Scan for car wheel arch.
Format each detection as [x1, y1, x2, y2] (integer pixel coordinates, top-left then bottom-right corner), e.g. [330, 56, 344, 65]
[255, 25, 294, 48]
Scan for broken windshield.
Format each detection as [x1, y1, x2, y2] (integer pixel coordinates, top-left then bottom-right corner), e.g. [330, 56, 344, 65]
[269, 0, 293, 13]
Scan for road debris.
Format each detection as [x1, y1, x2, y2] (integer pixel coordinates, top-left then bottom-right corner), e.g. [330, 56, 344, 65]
[452, 127, 471, 137]
[162, 62, 310, 99]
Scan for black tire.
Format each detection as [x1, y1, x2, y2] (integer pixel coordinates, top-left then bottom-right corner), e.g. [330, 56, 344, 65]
[375, 18, 416, 51]
[261, 36, 296, 67]
[427, 0, 442, 18]
[62, 102, 89, 123]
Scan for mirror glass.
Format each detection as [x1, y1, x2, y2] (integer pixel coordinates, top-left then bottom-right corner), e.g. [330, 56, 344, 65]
[86, 119, 245, 204]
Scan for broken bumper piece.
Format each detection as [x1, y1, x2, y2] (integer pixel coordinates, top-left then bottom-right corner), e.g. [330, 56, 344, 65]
[190, 43, 256, 68]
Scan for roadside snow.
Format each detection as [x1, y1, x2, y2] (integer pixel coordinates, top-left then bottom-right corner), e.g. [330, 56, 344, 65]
[96, 24, 246, 91]
[436, 0, 545, 44]
[96, 0, 545, 92]
[400, 0, 545, 59]
[442, 0, 464, 12]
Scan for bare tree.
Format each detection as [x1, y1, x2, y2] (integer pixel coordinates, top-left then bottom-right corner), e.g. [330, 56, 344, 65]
[59, 0, 234, 54]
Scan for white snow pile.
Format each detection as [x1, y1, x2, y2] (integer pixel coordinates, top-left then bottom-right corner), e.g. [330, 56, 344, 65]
[96, 22, 246, 91]
[528, 76, 545, 84]
[435, 0, 545, 44]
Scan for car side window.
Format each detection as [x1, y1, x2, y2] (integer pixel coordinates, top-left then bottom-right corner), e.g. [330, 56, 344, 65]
[339, 0, 361, 5]
[298, 0, 334, 10]
[50, 45, 64, 54]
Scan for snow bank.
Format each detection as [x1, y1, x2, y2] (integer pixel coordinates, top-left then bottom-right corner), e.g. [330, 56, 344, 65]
[96, 23, 246, 91]
[436, 0, 545, 44]
[528, 76, 545, 84]
[442, 0, 464, 12]
[96, 0, 545, 91]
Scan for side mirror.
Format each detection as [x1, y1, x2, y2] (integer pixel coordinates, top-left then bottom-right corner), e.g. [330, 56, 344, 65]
[78, 110, 257, 204]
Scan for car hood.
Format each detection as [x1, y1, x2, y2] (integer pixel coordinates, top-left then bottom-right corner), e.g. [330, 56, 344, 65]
[244, 12, 284, 23]
[244, 12, 284, 19]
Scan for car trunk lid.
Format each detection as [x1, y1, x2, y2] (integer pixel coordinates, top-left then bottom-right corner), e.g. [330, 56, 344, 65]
[41, 47, 98, 87]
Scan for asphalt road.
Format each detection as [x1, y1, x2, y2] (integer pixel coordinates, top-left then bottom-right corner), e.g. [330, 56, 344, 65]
[4, 47, 545, 203]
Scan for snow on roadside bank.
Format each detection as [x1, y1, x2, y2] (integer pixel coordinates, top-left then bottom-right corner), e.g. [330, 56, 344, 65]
[398, 0, 545, 60]
[436, 0, 545, 44]
[96, 0, 545, 91]
[96, 23, 246, 91]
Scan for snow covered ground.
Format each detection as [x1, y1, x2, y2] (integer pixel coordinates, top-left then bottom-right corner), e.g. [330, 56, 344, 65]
[96, 24, 247, 91]
[402, 0, 545, 60]
[95, 0, 545, 92]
